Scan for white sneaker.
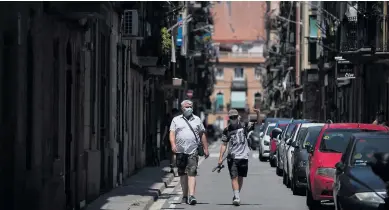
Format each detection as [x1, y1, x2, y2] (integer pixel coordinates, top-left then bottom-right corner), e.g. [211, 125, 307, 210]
[232, 197, 241, 206]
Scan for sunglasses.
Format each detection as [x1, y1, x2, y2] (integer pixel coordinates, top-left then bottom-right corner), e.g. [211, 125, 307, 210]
[229, 115, 238, 120]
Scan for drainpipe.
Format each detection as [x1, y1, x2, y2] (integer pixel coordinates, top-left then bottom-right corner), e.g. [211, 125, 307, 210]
[295, 2, 301, 86]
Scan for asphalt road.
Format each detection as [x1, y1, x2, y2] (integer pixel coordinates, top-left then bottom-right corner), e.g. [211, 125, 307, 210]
[150, 140, 334, 210]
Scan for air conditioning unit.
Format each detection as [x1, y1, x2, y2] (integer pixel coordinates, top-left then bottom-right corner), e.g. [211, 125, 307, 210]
[123, 10, 139, 38]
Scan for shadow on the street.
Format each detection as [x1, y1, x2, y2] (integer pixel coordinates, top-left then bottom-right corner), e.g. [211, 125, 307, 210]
[216, 203, 262, 206]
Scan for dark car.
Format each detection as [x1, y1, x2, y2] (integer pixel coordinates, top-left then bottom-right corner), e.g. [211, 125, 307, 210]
[276, 119, 313, 176]
[334, 132, 389, 210]
[290, 125, 324, 195]
[269, 121, 289, 167]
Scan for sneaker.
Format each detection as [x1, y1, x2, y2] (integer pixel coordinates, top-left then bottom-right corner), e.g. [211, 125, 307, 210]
[232, 196, 241, 206]
[181, 196, 188, 204]
[188, 195, 197, 205]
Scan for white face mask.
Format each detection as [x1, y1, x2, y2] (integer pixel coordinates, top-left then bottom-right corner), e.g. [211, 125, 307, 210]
[183, 107, 193, 117]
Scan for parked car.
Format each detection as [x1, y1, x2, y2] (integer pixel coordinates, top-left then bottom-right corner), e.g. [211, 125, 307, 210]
[283, 123, 325, 189]
[261, 117, 291, 133]
[258, 123, 276, 161]
[290, 125, 324, 195]
[248, 124, 262, 150]
[305, 123, 389, 209]
[334, 132, 389, 210]
[276, 119, 311, 176]
[270, 122, 289, 168]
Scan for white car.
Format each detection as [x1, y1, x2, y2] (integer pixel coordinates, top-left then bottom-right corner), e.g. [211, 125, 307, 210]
[283, 123, 324, 188]
[258, 123, 276, 161]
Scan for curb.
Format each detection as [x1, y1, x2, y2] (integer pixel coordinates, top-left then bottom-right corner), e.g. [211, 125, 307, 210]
[139, 172, 175, 210]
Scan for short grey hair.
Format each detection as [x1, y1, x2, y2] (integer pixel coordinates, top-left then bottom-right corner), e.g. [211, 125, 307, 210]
[181, 100, 193, 107]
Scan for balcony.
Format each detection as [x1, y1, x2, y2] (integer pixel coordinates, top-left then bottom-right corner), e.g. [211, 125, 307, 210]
[231, 77, 247, 91]
[340, 13, 389, 62]
[210, 51, 266, 64]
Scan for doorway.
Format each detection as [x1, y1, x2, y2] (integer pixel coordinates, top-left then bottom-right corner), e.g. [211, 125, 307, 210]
[65, 41, 73, 210]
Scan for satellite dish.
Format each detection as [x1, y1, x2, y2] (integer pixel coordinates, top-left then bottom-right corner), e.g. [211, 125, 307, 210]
[232, 45, 238, 52]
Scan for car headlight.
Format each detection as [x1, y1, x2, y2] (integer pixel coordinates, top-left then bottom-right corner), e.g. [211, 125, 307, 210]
[264, 140, 270, 146]
[316, 167, 336, 178]
[298, 160, 307, 167]
[351, 192, 385, 204]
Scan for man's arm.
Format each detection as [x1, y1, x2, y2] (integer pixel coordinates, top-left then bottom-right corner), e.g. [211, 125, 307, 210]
[254, 108, 261, 124]
[169, 119, 177, 152]
[201, 133, 209, 153]
[199, 121, 209, 156]
[218, 129, 228, 164]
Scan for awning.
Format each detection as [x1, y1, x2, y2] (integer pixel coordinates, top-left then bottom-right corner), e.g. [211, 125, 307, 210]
[230, 91, 246, 109]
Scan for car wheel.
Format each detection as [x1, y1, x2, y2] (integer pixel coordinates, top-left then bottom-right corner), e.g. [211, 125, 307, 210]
[270, 158, 276, 167]
[292, 176, 303, 195]
[282, 171, 287, 185]
[259, 153, 266, 162]
[276, 167, 283, 176]
[306, 188, 320, 209]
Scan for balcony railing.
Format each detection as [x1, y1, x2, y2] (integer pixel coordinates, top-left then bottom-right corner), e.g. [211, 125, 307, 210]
[340, 14, 389, 55]
[219, 51, 264, 58]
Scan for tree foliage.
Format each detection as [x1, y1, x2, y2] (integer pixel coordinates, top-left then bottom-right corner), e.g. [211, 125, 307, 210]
[161, 27, 171, 55]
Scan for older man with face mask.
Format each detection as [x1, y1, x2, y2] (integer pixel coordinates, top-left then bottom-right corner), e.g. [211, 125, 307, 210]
[169, 100, 209, 205]
[218, 108, 260, 206]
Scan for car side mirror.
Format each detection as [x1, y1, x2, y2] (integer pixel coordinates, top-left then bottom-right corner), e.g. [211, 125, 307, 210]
[335, 162, 345, 172]
[286, 139, 292, 145]
[306, 145, 314, 154]
[292, 141, 299, 148]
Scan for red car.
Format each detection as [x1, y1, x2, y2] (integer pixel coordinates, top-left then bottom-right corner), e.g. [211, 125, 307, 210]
[305, 123, 389, 208]
[269, 123, 288, 167]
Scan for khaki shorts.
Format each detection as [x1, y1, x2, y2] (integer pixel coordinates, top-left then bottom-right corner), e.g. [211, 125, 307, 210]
[176, 151, 199, 176]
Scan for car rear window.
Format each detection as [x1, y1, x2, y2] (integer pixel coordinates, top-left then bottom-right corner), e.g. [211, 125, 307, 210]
[301, 126, 323, 149]
[266, 125, 276, 135]
[286, 124, 297, 138]
[351, 137, 389, 166]
[319, 129, 364, 153]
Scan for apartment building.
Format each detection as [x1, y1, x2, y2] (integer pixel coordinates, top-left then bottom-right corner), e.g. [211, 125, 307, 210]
[208, 1, 267, 129]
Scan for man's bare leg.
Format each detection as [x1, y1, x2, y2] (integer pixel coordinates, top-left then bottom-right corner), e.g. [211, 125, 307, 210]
[231, 177, 241, 205]
[180, 175, 188, 199]
[188, 175, 196, 196]
[238, 176, 244, 192]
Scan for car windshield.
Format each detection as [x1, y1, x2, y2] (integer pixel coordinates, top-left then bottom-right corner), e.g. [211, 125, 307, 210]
[266, 125, 276, 135]
[351, 137, 389, 166]
[286, 123, 297, 139]
[301, 126, 323, 149]
[319, 129, 361, 153]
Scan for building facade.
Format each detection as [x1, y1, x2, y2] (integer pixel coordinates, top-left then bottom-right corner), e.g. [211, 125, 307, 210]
[208, 1, 267, 129]
[0, 2, 214, 210]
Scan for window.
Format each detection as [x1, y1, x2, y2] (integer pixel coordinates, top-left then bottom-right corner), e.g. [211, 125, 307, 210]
[351, 137, 389, 166]
[215, 68, 224, 80]
[216, 92, 224, 112]
[308, 41, 318, 63]
[308, 15, 318, 64]
[319, 129, 361, 153]
[254, 92, 262, 109]
[255, 68, 261, 80]
[216, 116, 224, 130]
[234, 68, 244, 79]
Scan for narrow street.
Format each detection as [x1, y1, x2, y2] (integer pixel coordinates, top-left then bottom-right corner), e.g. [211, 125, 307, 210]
[151, 141, 334, 210]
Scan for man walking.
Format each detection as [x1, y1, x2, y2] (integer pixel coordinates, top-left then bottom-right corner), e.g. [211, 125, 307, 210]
[217, 108, 260, 206]
[169, 100, 209, 205]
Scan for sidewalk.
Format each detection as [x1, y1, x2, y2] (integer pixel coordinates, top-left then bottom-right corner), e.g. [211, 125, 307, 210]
[85, 160, 174, 210]
[85, 138, 218, 210]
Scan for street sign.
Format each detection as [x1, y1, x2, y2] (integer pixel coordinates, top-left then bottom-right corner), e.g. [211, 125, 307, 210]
[336, 59, 355, 80]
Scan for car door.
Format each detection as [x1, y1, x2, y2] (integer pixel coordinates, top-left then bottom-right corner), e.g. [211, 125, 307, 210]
[285, 125, 300, 173]
[334, 137, 354, 199]
[290, 127, 308, 180]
